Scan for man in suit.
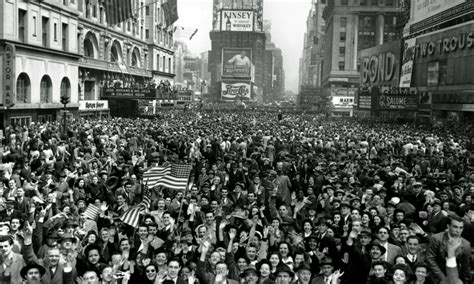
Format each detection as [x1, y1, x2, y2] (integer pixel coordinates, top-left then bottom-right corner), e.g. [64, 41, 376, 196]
[311, 258, 334, 284]
[163, 258, 187, 284]
[427, 199, 448, 234]
[426, 215, 471, 284]
[22, 222, 76, 284]
[376, 226, 402, 265]
[0, 235, 25, 284]
[20, 263, 46, 284]
[0, 199, 22, 221]
[404, 236, 426, 270]
[14, 187, 30, 214]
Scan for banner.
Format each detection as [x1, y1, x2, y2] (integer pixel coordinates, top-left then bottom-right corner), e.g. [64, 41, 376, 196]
[221, 82, 251, 99]
[222, 48, 252, 78]
[399, 38, 416, 87]
[221, 10, 254, 32]
[3, 44, 15, 107]
[162, 0, 179, 27]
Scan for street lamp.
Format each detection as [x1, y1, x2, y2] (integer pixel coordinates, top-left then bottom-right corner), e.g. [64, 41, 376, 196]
[200, 80, 206, 109]
[60, 94, 70, 138]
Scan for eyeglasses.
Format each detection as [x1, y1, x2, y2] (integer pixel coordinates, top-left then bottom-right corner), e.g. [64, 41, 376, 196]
[146, 270, 156, 273]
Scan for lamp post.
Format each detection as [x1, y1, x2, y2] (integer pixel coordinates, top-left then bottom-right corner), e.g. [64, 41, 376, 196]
[200, 80, 206, 109]
[60, 94, 70, 138]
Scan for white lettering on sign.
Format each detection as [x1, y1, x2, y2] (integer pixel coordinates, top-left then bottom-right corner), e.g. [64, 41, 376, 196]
[362, 52, 397, 84]
[3, 44, 16, 107]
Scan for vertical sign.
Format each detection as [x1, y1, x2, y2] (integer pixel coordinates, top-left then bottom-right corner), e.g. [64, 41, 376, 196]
[3, 44, 16, 107]
[399, 38, 416, 87]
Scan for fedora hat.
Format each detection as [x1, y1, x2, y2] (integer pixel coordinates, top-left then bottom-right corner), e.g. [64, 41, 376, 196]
[20, 263, 46, 280]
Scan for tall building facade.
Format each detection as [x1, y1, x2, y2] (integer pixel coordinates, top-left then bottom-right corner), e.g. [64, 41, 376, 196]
[263, 20, 285, 103]
[298, 0, 326, 109]
[0, 0, 175, 126]
[401, 0, 474, 125]
[208, 0, 266, 103]
[321, 0, 400, 116]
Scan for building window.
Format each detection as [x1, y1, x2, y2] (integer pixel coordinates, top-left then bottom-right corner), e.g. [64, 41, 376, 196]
[42, 17, 49, 47]
[60, 77, 71, 99]
[10, 116, 31, 127]
[86, 0, 91, 17]
[145, 29, 149, 39]
[53, 23, 57, 41]
[340, 17, 347, 28]
[340, 32, 346, 41]
[93, 4, 97, 18]
[19, 10, 27, 42]
[145, 6, 150, 16]
[127, 20, 131, 31]
[144, 53, 148, 69]
[62, 23, 68, 51]
[16, 73, 30, 103]
[168, 58, 172, 73]
[140, 26, 143, 39]
[338, 62, 345, 70]
[32, 15, 37, 37]
[37, 115, 53, 123]
[40, 75, 52, 103]
[141, 2, 144, 17]
[341, 0, 348, 5]
[360, 0, 367, 5]
[339, 47, 345, 55]
[163, 57, 166, 71]
[156, 55, 160, 70]
[99, 7, 104, 23]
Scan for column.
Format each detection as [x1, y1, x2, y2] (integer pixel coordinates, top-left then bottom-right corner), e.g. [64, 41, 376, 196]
[353, 14, 358, 71]
[376, 14, 384, 46]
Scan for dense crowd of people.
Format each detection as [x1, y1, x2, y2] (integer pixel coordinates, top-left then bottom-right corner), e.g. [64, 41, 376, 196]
[0, 109, 473, 284]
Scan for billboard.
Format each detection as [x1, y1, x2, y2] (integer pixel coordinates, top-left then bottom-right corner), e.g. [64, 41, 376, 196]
[221, 10, 254, 32]
[222, 48, 252, 78]
[221, 82, 251, 99]
[413, 0, 465, 25]
[399, 38, 416, 87]
[360, 40, 401, 88]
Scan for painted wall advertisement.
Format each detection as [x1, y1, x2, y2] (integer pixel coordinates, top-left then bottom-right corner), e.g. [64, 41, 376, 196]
[360, 40, 401, 88]
[3, 44, 16, 107]
[222, 48, 252, 78]
[221, 82, 251, 99]
[413, 0, 465, 25]
[399, 38, 416, 87]
[221, 10, 254, 32]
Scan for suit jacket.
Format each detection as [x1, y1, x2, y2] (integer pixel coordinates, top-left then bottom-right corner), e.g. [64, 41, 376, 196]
[427, 212, 448, 234]
[22, 243, 75, 284]
[14, 197, 30, 214]
[405, 251, 426, 270]
[426, 231, 471, 283]
[0, 252, 25, 284]
[382, 242, 402, 265]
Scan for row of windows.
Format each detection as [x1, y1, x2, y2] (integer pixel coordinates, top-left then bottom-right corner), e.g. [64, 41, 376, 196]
[16, 73, 71, 104]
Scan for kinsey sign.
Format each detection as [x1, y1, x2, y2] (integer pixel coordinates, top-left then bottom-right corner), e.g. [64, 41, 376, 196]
[221, 10, 254, 32]
[360, 41, 400, 87]
[221, 82, 251, 99]
[79, 100, 109, 111]
[3, 44, 16, 107]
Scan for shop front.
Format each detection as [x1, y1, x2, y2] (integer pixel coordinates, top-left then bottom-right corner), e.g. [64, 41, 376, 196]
[78, 100, 110, 120]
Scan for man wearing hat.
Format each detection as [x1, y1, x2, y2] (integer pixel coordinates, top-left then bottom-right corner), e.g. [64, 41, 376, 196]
[311, 258, 334, 284]
[0, 198, 22, 220]
[295, 263, 312, 284]
[240, 265, 258, 284]
[427, 198, 448, 234]
[275, 263, 294, 284]
[367, 239, 387, 263]
[20, 263, 46, 284]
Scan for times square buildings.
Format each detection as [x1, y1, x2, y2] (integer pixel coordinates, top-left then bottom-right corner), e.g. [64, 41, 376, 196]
[0, 0, 176, 127]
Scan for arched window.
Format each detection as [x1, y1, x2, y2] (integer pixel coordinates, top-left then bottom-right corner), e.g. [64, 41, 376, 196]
[110, 40, 123, 63]
[83, 32, 99, 59]
[84, 38, 94, 58]
[60, 77, 71, 99]
[16, 73, 30, 103]
[40, 75, 52, 103]
[131, 48, 140, 67]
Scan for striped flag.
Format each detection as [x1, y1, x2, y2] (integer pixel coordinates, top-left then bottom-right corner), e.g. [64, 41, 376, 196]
[84, 204, 100, 220]
[144, 164, 192, 190]
[120, 182, 152, 227]
[104, 0, 133, 26]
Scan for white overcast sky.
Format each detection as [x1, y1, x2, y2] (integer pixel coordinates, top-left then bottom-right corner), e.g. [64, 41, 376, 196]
[175, 0, 312, 93]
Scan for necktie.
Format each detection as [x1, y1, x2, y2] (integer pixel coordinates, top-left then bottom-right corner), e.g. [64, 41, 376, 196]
[325, 277, 331, 284]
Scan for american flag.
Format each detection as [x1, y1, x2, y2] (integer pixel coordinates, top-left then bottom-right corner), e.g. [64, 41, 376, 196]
[84, 204, 100, 220]
[104, 0, 133, 26]
[143, 164, 192, 190]
[120, 182, 151, 228]
[162, 0, 179, 27]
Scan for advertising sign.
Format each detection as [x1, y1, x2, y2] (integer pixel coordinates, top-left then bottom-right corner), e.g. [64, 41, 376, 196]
[360, 40, 401, 88]
[377, 94, 418, 110]
[332, 96, 354, 108]
[413, 0, 465, 25]
[221, 82, 251, 99]
[400, 38, 416, 87]
[79, 100, 109, 111]
[3, 44, 16, 107]
[221, 10, 254, 32]
[222, 48, 252, 78]
[102, 88, 157, 99]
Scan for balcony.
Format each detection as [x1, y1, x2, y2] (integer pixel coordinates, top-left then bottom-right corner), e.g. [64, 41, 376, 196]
[79, 57, 152, 77]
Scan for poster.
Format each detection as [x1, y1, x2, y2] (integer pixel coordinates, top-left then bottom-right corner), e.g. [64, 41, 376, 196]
[222, 48, 252, 78]
[399, 38, 416, 87]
